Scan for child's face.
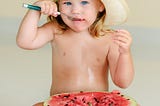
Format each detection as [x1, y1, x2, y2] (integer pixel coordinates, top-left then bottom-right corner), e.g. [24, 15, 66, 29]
[58, 0, 104, 32]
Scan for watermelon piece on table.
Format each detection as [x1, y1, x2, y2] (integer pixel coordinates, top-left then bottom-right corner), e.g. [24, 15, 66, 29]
[44, 90, 137, 106]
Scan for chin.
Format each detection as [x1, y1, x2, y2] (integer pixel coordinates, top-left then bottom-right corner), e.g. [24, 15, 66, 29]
[70, 26, 89, 32]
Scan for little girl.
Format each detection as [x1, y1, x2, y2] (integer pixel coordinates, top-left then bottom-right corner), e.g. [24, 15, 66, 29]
[17, 0, 134, 106]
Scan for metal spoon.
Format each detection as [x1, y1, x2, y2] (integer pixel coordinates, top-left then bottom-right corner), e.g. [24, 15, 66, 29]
[56, 12, 74, 20]
[23, 3, 74, 20]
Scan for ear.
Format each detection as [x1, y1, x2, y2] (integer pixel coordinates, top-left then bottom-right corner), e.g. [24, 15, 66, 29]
[99, 3, 105, 12]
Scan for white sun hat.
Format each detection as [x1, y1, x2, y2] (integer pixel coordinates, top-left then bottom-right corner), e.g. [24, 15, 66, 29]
[101, 0, 129, 26]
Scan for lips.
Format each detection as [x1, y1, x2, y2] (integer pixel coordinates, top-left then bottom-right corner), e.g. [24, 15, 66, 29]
[72, 18, 85, 21]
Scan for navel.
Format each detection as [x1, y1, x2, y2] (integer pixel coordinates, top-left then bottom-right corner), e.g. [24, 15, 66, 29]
[63, 52, 66, 56]
[96, 58, 100, 62]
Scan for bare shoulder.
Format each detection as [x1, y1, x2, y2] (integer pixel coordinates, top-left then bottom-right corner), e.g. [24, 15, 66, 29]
[40, 21, 62, 34]
[41, 21, 56, 32]
[45, 21, 62, 33]
[100, 30, 115, 44]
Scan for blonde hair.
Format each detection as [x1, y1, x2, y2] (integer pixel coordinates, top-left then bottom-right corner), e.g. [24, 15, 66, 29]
[47, 0, 108, 37]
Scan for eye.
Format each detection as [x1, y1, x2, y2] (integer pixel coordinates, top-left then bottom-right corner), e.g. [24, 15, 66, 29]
[81, 1, 89, 5]
[64, 2, 72, 6]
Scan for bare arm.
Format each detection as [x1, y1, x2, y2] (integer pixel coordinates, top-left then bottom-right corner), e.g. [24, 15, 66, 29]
[108, 30, 134, 88]
[16, 0, 58, 49]
[113, 51, 134, 88]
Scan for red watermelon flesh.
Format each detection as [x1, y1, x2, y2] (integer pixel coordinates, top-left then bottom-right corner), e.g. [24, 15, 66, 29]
[44, 91, 137, 106]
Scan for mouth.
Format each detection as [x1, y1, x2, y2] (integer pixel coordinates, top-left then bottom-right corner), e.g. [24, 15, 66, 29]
[72, 18, 85, 21]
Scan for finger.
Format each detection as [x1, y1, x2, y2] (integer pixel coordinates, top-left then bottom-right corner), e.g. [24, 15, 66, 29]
[40, 3, 45, 13]
[117, 29, 130, 35]
[117, 30, 132, 40]
[114, 40, 130, 51]
[114, 40, 124, 47]
[113, 34, 132, 47]
[113, 35, 128, 44]
[50, 3, 58, 17]
[49, 4, 54, 15]
[114, 32, 132, 43]
[44, 3, 50, 14]
[113, 33, 129, 42]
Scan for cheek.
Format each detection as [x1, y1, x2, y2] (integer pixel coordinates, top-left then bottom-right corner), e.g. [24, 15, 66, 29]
[85, 12, 98, 23]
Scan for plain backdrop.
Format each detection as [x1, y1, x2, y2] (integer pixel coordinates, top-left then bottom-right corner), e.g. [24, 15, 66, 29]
[1, 0, 160, 28]
[0, 0, 160, 106]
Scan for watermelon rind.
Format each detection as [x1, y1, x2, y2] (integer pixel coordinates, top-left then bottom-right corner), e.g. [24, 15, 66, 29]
[43, 97, 52, 106]
[124, 95, 138, 106]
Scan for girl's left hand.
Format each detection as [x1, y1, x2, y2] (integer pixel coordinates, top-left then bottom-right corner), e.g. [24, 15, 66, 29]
[112, 29, 132, 54]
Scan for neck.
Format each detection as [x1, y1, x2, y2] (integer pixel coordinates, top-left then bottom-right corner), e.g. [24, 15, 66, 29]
[66, 29, 92, 38]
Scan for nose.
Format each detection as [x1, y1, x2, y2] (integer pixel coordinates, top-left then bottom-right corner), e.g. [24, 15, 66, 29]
[71, 4, 81, 14]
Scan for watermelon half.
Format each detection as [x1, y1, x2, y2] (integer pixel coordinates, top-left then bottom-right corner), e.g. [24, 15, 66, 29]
[44, 90, 137, 106]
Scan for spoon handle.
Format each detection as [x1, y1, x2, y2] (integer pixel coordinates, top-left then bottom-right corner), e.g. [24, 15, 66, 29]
[23, 3, 74, 19]
[23, 3, 41, 11]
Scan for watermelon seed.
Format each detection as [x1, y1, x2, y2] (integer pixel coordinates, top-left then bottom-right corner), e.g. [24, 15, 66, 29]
[63, 94, 70, 98]
[121, 95, 124, 97]
[93, 97, 99, 103]
[80, 91, 83, 93]
[64, 104, 68, 106]
[71, 99, 75, 103]
[82, 97, 86, 103]
[117, 92, 121, 95]
[109, 101, 114, 106]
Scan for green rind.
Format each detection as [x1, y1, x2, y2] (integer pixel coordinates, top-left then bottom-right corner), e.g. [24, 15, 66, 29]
[124, 95, 138, 106]
[43, 97, 51, 106]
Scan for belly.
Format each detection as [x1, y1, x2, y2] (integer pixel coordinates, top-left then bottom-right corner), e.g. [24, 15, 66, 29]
[50, 70, 108, 95]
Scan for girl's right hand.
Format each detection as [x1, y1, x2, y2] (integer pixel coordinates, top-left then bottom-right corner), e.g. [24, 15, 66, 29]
[33, 0, 58, 17]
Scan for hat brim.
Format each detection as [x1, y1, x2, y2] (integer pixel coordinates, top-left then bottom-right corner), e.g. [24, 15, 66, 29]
[101, 0, 129, 26]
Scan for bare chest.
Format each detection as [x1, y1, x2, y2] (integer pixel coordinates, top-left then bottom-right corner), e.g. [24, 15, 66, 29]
[51, 36, 109, 70]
